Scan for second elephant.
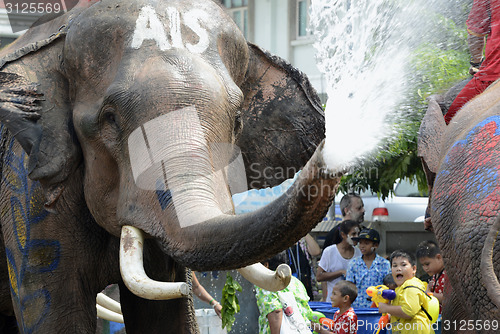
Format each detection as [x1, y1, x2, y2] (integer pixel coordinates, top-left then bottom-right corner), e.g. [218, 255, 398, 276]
[419, 81, 500, 332]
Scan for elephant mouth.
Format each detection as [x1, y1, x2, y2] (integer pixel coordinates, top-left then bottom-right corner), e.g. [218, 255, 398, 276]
[119, 225, 292, 300]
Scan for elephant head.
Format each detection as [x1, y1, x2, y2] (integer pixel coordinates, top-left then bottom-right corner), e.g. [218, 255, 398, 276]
[0, 0, 339, 332]
[418, 81, 500, 324]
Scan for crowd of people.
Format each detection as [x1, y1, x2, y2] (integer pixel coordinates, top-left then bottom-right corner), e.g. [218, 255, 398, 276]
[192, 191, 447, 334]
[250, 192, 448, 334]
[205, 1, 493, 332]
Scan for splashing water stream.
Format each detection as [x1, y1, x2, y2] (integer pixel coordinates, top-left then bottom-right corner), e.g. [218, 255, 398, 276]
[310, 0, 448, 171]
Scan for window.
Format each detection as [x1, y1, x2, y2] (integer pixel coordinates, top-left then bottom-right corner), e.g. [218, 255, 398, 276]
[223, 0, 248, 39]
[297, 0, 311, 38]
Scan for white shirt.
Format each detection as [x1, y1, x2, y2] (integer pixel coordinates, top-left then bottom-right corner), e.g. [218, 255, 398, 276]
[318, 244, 361, 302]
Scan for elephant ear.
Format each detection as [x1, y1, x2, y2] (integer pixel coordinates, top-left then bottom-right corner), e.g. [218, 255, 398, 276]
[418, 96, 446, 174]
[0, 11, 84, 208]
[236, 43, 325, 189]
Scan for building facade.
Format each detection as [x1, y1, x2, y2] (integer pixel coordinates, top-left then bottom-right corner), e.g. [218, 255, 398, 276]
[0, 0, 326, 100]
[221, 0, 326, 101]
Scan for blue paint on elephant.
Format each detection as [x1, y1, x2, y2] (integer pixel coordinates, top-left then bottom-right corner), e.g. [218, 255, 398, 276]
[434, 170, 449, 185]
[439, 116, 500, 178]
[441, 116, 500, 167]
[5, 248, 20, 298]
[26, 240, 61, 274]
[155, 179, 172, 210]
[435, 116, 500, 219]
[10, 196, 30, 254]
[470, 167, 497, 199]
[466, 116, 500, 139]
[0, 134, 59, 333]
[20, 289, 51, 334]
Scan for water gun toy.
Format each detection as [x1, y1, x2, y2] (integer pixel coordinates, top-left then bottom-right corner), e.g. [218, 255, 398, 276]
[366, 285, 396, 334]
[309, 311, 335, 333]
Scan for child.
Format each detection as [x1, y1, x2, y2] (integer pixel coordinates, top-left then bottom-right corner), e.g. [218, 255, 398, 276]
[416, 240, 447, 307]
[346, 228, 391, 308]
[330, 280, 358, 334]
[378, 250, 433, 334]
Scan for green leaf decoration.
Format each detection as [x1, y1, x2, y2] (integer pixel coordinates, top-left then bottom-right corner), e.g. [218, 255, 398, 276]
[220, 273, 242, 332]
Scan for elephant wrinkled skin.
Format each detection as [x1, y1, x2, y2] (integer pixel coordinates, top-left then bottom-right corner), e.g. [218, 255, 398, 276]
[0, 0, 340, 333]
[419, 81, 500, 333]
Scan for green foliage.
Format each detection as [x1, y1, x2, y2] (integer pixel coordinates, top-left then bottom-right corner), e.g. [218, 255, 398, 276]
[411, 14, 469, 103]
[220, 272, 242, 332]
[338, 12, 470, 198]
[413, 44, 469, 101]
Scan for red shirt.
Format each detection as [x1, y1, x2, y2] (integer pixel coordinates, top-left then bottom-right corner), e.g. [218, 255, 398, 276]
[428, 270, 447, 295]
[467, 0, 500, 81]
[331, 307, 358, 334]
[428, 270, 447, 314]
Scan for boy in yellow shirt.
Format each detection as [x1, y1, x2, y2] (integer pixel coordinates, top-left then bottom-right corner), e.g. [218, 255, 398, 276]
[378, 250, 433, 334]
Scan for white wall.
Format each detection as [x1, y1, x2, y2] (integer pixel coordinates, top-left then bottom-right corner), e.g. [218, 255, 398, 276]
[251, 0, 326, 100]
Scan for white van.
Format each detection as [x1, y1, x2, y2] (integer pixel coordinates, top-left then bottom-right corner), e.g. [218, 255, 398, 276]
[331, 179, 428, 223]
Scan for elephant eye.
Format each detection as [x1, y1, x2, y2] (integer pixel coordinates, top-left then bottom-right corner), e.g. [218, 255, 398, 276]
[105, 112, 116, 124]
[101, 106, 118, 127]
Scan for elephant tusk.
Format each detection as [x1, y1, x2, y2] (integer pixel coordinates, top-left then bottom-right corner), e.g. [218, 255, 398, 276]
[237, 263, 291, 292]
[96, 304, 124, 323]
[120, 225, 190, 300]
[96, 293, 122, 315]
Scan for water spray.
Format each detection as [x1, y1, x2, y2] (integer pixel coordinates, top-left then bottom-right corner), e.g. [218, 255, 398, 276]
[310, 0, 440, 172]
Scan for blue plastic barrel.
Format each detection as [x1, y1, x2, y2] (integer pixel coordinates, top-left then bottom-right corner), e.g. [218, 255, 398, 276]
[309, 302, 442, 334]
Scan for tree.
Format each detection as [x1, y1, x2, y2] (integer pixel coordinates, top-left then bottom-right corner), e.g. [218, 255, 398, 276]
[338, 6, 471, 199]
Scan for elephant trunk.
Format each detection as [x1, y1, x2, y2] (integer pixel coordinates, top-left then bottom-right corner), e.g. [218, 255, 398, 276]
[123, 105, 339, 271]
[480, 215, 500, 309]
[158, 141, 339, 271]
[118, 141, 337, 298]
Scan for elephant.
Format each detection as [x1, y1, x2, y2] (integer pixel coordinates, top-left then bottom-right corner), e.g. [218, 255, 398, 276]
[418, 80, 500, 332]
[0, 0, 342, 333]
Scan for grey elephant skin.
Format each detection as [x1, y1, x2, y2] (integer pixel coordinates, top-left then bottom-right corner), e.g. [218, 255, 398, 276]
[419, 81, 500, 333]
[0, 0, 339, 333]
